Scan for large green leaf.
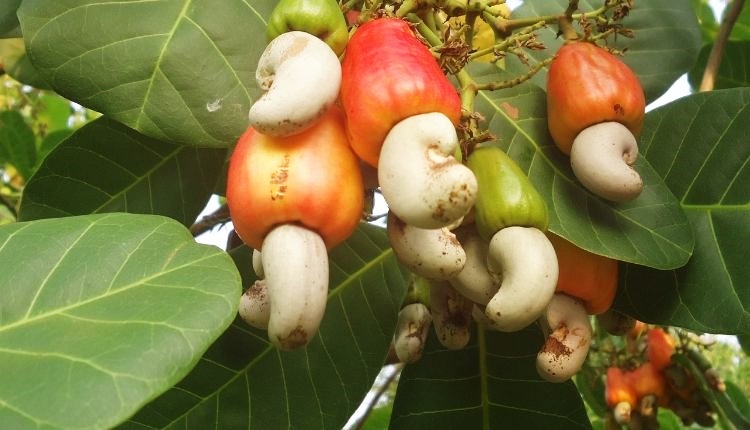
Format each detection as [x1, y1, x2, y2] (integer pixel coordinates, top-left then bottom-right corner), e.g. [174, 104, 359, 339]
[0, 213, 241, 429]
[19, 117, 226, 226]
[511, 0, 702, 103]
[18, 0, 277, 148]
[390, 326, 591, 429]
[119, 223, 411, 429]
[471, 67, 694, 270]
[688, 41, 750, 90]
[0, 109, 36, 179]
[614, 88, 750, 333]
[0, 0, 21, 37]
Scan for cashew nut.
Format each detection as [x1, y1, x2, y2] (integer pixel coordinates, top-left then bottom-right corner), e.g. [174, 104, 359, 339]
[252, 249, 264, 278]
[393, 303, 432, 363]
[536, 293, 592, 383]
[378, 112, 478, 229]
[248, 31, 342, 137]
[239, 280, 270, 329]
[484, 226, 558, 331]
[430, 281, 473, 350]
[449, 227, 498, 306]
[262, 224, 329, 350]
[570, 121, 643, 202]
[387, 213, 466, 280]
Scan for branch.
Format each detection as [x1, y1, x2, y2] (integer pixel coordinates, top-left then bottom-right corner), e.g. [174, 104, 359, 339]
[189, 204, 230, 237]
[350, 363, 404, 429]
[699, 0, 746, 92]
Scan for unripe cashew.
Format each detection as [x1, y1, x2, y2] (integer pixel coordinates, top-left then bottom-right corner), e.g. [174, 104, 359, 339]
[536, 293, 592, 383]
[387, 213, 466, 280]
[262, 224, 329, 350]
[252, 249, 264, 278]
[430, 281, 473, 350]
[449, 227, 498, 306]
[378, 112, 478, 229]
[570, 121, 643, 202]
[393, 303, 432, 363]
[248, 31, 342, 137]
[239, 280, 270, 329]
[484, 226, 558, 331]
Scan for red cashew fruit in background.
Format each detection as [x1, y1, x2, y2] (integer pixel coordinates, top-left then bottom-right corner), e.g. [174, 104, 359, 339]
[647, 327, 677, 372]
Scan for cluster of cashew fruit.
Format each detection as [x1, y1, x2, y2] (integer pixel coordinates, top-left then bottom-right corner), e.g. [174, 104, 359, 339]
[604, 324, 726, 428]
[546, 38, 646, 203]
[390, 141, 622, 383]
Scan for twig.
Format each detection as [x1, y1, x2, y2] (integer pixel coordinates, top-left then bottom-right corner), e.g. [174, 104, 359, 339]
[699, 0, 746, 92]
[352, 363, 404, 429]
[189, 204, 230, 237]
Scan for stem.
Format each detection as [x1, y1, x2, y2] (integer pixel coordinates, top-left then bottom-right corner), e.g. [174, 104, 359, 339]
[475, 57, 554, 91]
[490, 5, 608, 34]
[351, 364, 404, 430]
[699, 0, 746, 92]
[189, 204, 230, 237]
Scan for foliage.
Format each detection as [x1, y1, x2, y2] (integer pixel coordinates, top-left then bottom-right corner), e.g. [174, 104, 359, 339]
[0, 0, 748, 429]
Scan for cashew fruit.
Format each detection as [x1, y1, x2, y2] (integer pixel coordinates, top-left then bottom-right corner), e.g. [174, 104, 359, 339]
[546, 40, 645, 155]
[266, 0, 349, 56]
[340, 17, 461, 167]
[227, 106, 363, 251]
[467, 146, 548, 241]
[548, 233, 619, 315]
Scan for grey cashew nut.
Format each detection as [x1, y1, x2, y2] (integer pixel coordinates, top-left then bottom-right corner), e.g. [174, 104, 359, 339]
[248, 31, 342, 137]
[239, 280, 270, 329]
[393, 303, 432, 363]
[484, 226, 558, 332]
[262, 224, 329, 350]
[570, 121, 643, 202]
[536, 293, 592, 383]
[378, 112, 478, 229]
[430, 281, 473, 350]
[387, 213, 466, 280]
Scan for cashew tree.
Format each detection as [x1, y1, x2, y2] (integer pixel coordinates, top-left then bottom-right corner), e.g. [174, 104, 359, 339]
[0, 0, 749, 429]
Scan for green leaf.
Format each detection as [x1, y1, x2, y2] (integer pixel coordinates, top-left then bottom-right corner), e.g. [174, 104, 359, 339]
[18, 0, 278, 147]
[731, 2, 750, 40]
[472, 70, 694, 269]
[512, 0, 702, 103]
[0, 0, 21, 37]
[19, 117, 226, 226]
[688, 41, 750, 90]
[738, 334, 750, 355]
[0, 109, 36, 179]
[614, 88, 750, 333]
[0, 38, 51, 89]
[725, 380, 750, 420]
[691, 0, 719, 42]
[36, 128, 73, 165]
[120, 223, 411, 429]
[390, 326, 591, 429]
[0, 213, 241, 430]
